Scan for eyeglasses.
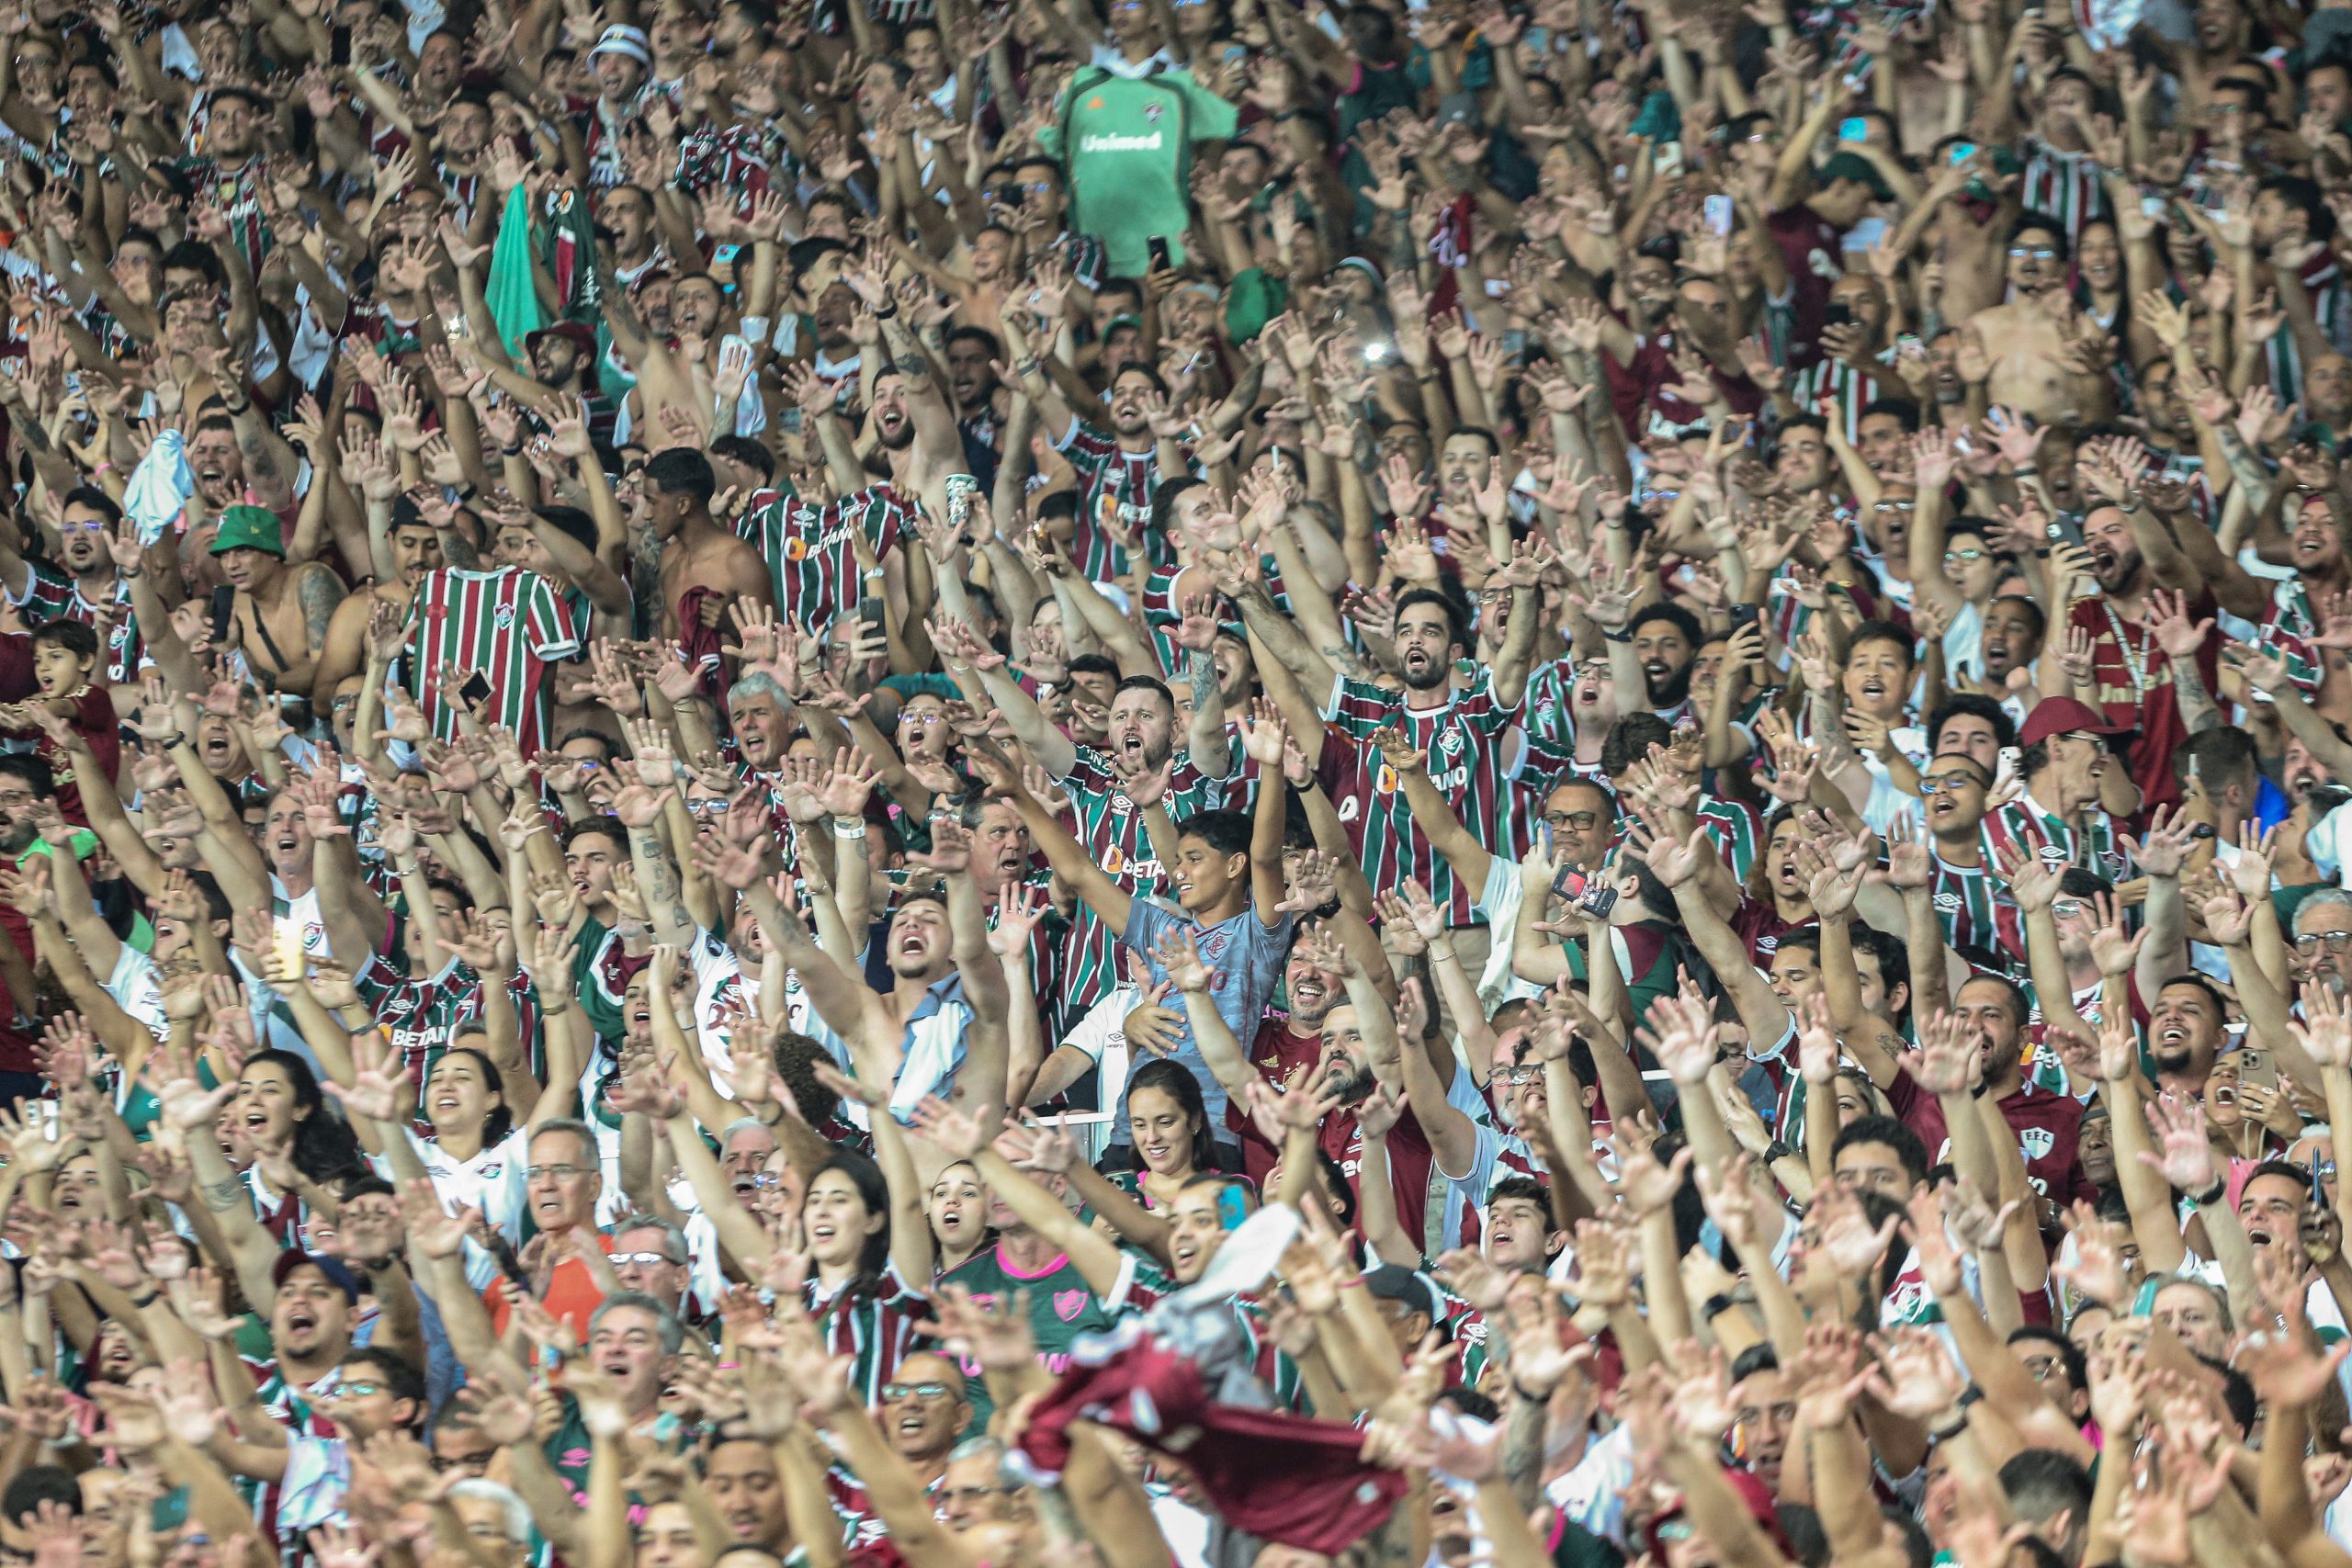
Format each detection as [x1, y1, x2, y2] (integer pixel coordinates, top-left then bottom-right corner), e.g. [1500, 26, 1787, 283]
[335, 1381, 385, 1397]
[2051, 898, 2084, 919]
[1943, 547, 1987, 563]
[1918, 777, 1976, 795]
[526, 1164, 588, 1180]
[1495, 1066, 1542, 1085]
[745, 1172, 786, 1189]
[2295, 931, 2352, 953]
[2009, 246, 2058, 260]
[883, 1382, 956, 1402]
[934, 1485, 1012, 1505]
[902, 712, 945, 726]
[2018, 1355, 2065, 1383]
[684, 796, 729, 814]
[1872, 499, 1916, 513]
[610, 1251, 681, 1267]
[1022, 182, 1055, 197]
[1543, 810, 1602, 830]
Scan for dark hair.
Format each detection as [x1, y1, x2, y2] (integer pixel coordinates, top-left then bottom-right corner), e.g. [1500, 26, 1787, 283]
[2244, 1156, 2319, 1202]
[561, 817, 628, 853]
[1859, 396, 1921, 434]
[1487, 1175, 1553, 1223]
[643, 446, 717, 505]
[243, 1049, 371, 1186]
[1124, 1057, 1217, 1175]
[2172, 726, 2259, 791]
[2010, 210, 2072, 259]
[1849, 618, 1917, 663]
[1067, 652, 1119, 683]
[60, 486, 122, 526]
[1928, 694, 2018, 755]
[2195, 1353, 2258, 1436]
[161, 240, 227, 289]
[774, 1032, 842, 1129]
[2005, 1325, 2086, 1392]
[1149, 476, 1207, 536]
[1395, 587, 1466, 651]
[1954, 971, 2031, 1031]
[1627, 601, 1703, 649]
[341, 1347, 428, 1423]
[1600, 713, 1675, 778]
[1112, 673, 1174, 712]
[1176, 807, 1251, 861]
[2159, 971, 2233, 1019]
[0, 753, 56, 800]
[709, 435, 775, 482]
[1446, 424, 1500, 457]
[2, 1469, 80, 1526]
[425, 1046, 514, 1146]
[28, 618, 93, 661]
[809, 1151, 894, 1291]
[1832, 1115, 1928, 1187]
[1730, 1343, 1781, 1384]
[2261, 173, 2337, 243]
[1849, 924, 1912, 1021]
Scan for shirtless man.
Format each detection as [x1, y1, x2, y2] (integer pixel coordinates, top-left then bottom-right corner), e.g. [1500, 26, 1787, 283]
[210, 506, 345, 697]
[839, 263, 969, 524]
[311, 502, 447, 707]
[1964, 216, 2116, 426]
[642, 449, 775, 646]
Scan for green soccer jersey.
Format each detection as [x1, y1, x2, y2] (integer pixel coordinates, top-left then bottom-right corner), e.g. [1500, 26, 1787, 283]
[939, 1241, 1123, 1429]
[1041, 67, 1238, 277]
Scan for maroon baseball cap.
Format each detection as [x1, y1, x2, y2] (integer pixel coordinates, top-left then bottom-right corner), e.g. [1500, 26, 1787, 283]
[2017, 695, 2128, 750]
[525, 320, 598, 358]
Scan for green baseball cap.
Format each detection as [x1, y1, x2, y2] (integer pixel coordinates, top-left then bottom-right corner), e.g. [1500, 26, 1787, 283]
[210, 504, 286, 558]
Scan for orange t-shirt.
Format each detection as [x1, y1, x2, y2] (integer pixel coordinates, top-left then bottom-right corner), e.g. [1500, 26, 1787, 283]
[485, 1230, 616, 1341]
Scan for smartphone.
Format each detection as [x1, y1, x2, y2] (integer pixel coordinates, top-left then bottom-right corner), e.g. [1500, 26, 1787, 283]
[1838, 117, 1868, 142]
[1822, 302, 1854, 329]
[459, 671, 495, 710]
[944, 472, 979, 531]
[1654, 140, 1685, 177]
[1947, 141, 1977, 166]
[1703, 194, 1735, 236]
[1550, 866, 1620, 920]
[2239, 1046, 2279, 1093]
[273, 918, 307, 981]
[208, 583, 235, 648]
[1147, 236, 1172, 271]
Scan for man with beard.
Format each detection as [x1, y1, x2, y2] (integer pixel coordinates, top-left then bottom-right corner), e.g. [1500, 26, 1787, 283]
[1239, 579, 1543, 985]
[841, 266, 976, 527]
[0, 490, 134, 683]
[1607, 603, 1702, 724]
[945, 619, 1228, 1027]
[1960, 215, 2115, 426]
[2064, 479, 2225, 808]
[210, 507, 345, 699]
[309, 500, 447, 708]
[643, 447, 775, 651]
[1176, 915, 1472, 1252]
[2289, 890, 2352, 998]
[1892, 975, 2093, 1207]
[1004, 348, 1191, 579]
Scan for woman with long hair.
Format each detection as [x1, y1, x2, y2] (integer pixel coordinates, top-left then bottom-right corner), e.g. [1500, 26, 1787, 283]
[1105, 1057, 1218, 1210]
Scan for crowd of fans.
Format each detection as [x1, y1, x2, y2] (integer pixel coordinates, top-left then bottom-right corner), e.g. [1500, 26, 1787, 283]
[5, 0, 2352, 1563]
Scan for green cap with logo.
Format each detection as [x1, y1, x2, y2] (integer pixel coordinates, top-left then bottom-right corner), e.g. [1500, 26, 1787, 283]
[210, 504, 286, 558]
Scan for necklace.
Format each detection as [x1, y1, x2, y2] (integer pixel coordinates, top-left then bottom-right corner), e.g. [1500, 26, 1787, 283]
[2099, 600, 2152, 700]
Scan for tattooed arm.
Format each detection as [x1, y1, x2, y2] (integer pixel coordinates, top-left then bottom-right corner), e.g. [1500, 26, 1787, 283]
[1182, 648, 1232, 778]
[628, 820, 699, 948]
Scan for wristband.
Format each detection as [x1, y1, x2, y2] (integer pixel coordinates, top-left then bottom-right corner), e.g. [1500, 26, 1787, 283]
[502, 442, 526, 457]
[1929, 1414, 1969, 1443]
[831, 818, 868, 840]
[453, 482, 479, 502]
[2189, 1177, 2228, 1207]
[1510, 1381, 1551, 1404]
[539, 1001, 574, 1018]
[221, 400, 250, 416]
[1762, 1139, 1793, 1164]
[1968, 1077, 1990, 1100]
[1698, 1292, 1736, 1321]
[1602, 628, 1634, 643]
[871, 303, 897, 321]
[127, 1291, 158, 1308]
